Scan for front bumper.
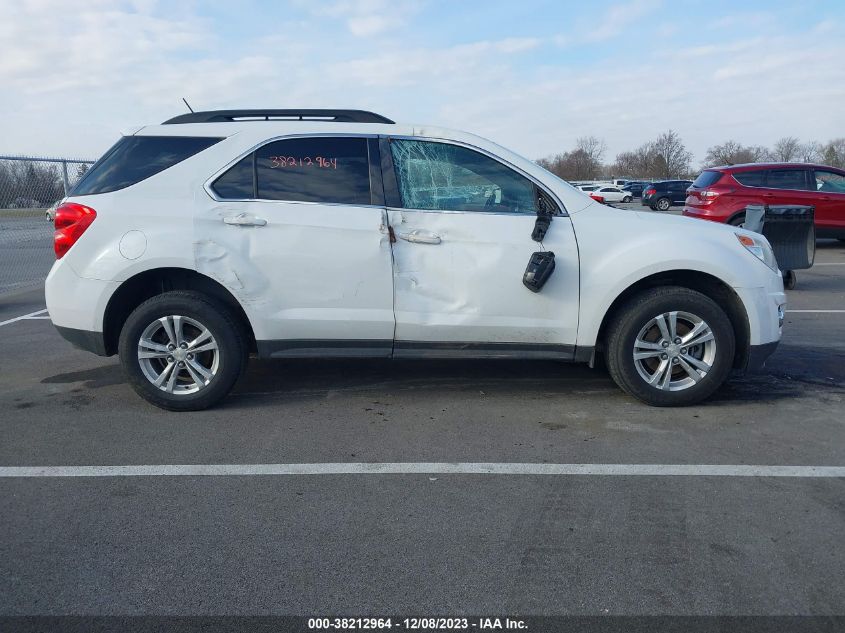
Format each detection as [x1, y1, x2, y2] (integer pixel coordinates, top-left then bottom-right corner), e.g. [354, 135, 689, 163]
[745, 340, 779, 370]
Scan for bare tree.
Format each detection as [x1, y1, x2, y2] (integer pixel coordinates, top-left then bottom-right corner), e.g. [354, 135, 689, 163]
[651, 130, 692, 178]
[797, 141, 822, 163]
[704, 140, 769, 167]
[771, 136, 801, 162]
[536, 137, 605, 181]
[821, 138, 845, 168]
[575, 136, 607, 166]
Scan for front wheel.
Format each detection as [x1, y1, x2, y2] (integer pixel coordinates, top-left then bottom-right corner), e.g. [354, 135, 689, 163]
[118, 291, 248, 411]
[623, 196, 633, 203]
[656, 197, 671, 211]
[605, 287, 735, 406]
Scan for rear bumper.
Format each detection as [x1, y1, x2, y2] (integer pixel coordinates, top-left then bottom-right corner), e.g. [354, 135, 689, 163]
[54, 325, 109, 356]
[683, 205, 730, 222]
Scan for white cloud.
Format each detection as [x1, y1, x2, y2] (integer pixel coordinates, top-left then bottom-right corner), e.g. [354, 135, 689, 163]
[583, 0, 661, 42]
[0, 0, 843, 169]
[295, 0, 420, 36]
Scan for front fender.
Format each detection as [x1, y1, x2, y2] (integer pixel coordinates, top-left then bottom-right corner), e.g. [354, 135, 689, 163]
[572, 206, 768, 348]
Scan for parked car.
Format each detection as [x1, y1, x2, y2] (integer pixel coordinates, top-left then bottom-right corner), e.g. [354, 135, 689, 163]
[45, 200, 61, 222]
[642, 180, 693, 211]
[592, 186, 633, 203]
[684, 163, 845, 239]
[622, 181, 648, 198]
[46, 108, 784, 410]
[577, 184, 601, 192]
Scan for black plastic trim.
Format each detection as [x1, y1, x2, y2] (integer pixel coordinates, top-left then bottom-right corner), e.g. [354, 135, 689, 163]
[367, 138, 385, 206]
[744, 340, 779, 371]
[379, 137, 402, 208]
[393, 341, 576, 360]
[256, 339, 577, 360]
[164, 110, 395, 125]
[54, 326, 110, 357]
[257, 339, 393, 359]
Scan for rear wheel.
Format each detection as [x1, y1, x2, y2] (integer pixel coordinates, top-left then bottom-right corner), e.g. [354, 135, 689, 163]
[728, 213, 745, 227]
[656, 197, 671, 211]
[118, 291, 248, 411]
[605, 287, 735, 406]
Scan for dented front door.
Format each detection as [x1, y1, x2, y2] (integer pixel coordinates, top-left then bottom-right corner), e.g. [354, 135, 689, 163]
[385, 138, 579, 357]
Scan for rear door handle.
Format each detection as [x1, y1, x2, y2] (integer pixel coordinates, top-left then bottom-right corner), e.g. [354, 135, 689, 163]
[223, 213, 267, 227]
[398, 229, 441, 245]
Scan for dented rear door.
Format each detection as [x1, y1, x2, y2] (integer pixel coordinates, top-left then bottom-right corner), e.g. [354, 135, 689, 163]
[196, 135, 395, 357]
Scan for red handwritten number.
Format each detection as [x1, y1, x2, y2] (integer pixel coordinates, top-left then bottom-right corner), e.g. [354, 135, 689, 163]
[268, 156, 338, 169]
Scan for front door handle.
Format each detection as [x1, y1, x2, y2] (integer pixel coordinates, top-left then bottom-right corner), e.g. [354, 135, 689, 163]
[398, 229, 441, 245]
[223, 213, 267, 227]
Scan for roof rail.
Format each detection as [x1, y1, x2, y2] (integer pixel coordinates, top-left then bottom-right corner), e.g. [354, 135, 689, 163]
[162, 109, 395, 125]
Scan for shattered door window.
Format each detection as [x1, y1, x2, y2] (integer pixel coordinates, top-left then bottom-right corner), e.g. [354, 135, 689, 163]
[390, 139, 539, 214]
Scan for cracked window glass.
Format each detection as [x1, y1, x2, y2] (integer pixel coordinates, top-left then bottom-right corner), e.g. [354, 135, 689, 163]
[390, 139, 539, 214]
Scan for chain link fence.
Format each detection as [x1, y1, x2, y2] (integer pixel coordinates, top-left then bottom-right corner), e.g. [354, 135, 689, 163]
[0, 156, 95, 296]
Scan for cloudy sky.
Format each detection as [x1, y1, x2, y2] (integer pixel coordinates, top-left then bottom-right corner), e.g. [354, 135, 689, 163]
[2, 0, 843, 165]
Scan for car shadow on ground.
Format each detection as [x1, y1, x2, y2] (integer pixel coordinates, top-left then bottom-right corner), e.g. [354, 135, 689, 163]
[37, 344, 842, 408]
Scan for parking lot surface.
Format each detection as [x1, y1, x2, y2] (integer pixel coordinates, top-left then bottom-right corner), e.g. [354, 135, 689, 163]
[1, 225, 844, 622]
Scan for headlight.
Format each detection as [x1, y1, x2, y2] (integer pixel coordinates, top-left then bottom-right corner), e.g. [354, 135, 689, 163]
[736, 233, 778, 272]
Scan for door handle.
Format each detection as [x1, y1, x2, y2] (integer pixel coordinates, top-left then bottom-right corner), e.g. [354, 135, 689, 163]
[398, 229, 441, 245]
[223, 213, 267, 227]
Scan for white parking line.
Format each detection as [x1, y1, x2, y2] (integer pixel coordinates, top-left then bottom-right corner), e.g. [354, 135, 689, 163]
[0, 463, 843, 478]
[0, 308, 48, 327]
[786, 310, 845, 313]
[812, 263, 845, 266]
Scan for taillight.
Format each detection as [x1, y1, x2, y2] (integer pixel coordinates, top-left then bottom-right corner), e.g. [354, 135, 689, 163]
[54, 202, 96, 258]
[702, 190, 720, 199]
[645, 188, 656, 195]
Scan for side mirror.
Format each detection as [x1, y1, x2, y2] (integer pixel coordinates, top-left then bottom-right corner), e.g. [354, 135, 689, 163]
[532, 215, 551, 242]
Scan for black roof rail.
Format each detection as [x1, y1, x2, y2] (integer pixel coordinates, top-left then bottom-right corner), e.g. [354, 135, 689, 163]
[162, 109, 395, 125]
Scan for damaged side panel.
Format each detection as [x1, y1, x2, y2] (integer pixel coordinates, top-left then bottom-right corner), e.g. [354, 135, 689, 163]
[194, 199, 395, 353]
[389, 208, 580, 349]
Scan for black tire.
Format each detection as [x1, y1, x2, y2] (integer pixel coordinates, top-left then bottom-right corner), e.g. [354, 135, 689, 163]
[656, 197, 671, 211]
[623, 196, 633, 203]
[118, 291, 248, 411]
[605, 287, 735, 406]
[728, 213, 745, 227]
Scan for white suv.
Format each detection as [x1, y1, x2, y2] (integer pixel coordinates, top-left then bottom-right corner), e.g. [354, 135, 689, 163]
[46, 109, 785, 411]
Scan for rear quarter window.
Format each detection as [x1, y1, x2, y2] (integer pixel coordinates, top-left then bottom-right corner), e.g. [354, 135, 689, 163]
[692, 171, 723, 188]
[72, 136, 222, 195]
[732, 171, 765, 187]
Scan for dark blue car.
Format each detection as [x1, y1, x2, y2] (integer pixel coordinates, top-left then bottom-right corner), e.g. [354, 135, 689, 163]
[641, 180, 693, 211]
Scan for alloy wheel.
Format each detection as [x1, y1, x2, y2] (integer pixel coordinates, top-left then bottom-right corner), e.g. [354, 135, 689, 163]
[137, 315, 220, 395]
[632, 311, 716, 391]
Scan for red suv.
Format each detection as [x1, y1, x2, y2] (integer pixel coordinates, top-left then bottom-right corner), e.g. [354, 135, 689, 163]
[683, 163, 845, 239]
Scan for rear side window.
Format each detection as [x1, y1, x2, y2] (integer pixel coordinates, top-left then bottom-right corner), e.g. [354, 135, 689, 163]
[733, 171, 765, 187]
[257, 137, 371, 204]
[766, 169, 809, 190]
[692, 171, 723, 188]
[72, 136, 222, 195]
[212, 154, 254, 199]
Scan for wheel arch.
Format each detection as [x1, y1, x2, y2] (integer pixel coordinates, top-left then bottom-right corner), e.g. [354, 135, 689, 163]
[102, 267, 256, 356]
[593, 269, 751, 369]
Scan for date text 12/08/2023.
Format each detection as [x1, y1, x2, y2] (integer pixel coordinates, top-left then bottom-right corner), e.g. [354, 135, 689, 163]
[269, 155, 338, 169]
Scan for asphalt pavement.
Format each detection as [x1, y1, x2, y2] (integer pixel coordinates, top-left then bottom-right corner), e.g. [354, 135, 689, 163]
[0, 213, 844, 626]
